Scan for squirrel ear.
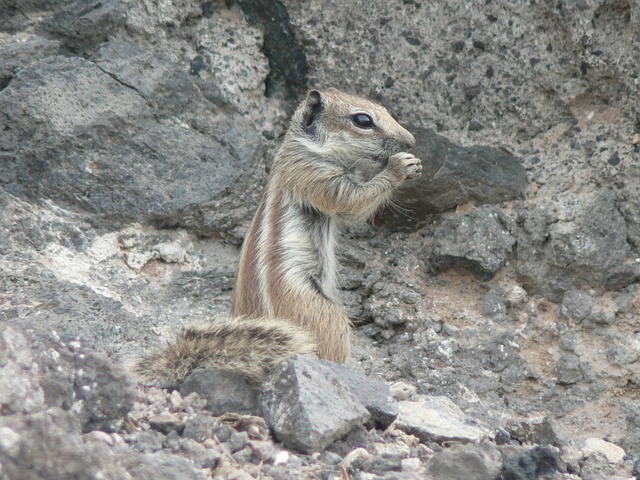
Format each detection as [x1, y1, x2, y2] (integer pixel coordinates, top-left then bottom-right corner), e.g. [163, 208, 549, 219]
[307, 89, 323, 109]
[303, 89, 325, 129]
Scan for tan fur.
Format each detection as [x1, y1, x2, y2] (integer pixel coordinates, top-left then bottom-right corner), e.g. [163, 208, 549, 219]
[135, 317, 316, 386]
[136, 88, 421, 386]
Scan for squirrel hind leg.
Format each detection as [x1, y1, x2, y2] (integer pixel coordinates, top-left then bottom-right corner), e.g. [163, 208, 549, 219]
[133, 317, 317, 387]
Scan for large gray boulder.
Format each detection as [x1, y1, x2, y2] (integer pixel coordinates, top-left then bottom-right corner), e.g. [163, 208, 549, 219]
[0, 323, 135, 433]
[402, 128, 527, 215]
[517, 190, 632, 300]
[0, 52, 261, 230]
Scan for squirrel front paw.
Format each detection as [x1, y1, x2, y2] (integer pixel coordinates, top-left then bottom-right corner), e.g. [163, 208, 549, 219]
[389, 152, 422, 180]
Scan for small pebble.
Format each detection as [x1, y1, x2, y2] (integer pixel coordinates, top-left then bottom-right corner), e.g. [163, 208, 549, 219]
[169, 390, 183, 410]
[401, 457, 423, 472]
[82, 431, 114, 446]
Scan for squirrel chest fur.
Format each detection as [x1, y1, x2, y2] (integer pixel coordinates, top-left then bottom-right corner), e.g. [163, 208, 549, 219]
[136, 88, 422, 385]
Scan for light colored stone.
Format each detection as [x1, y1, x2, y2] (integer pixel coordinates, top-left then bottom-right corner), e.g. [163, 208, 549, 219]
[155, 241, 187, 263]
[82, 430, 115, 446]
[397, 395, 488, 444]
[149, 413, 184, 434]
[581, 438, 626, 464]
[0, 427, 21, 456]
[389, 381, 417, 401]
[401, 457, 423, 472]
[125, 250, 157, 270]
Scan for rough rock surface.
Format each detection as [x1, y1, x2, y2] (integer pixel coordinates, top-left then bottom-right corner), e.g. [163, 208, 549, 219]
[1, 0, 639, 478]
[399, 128, 528, 216]
[180, 368, 260, 417]
[500, 445, 560, 480]
[0, 323, 135, 432]
[259, 356, 371, 453]
[428, 444, 502, 480]
[517, 189, 632, 300]
[432, 206, 517, 276]
[396, 395, 489, 444]
[0, 50, 261, 231]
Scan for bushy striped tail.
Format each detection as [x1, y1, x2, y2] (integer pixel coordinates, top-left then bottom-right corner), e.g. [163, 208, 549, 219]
[134, 317, 317, 387]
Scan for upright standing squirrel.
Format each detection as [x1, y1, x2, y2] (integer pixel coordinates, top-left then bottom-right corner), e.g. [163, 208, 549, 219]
[136, 88, 422, 386]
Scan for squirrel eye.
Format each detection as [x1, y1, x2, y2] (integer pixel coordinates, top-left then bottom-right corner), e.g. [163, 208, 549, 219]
[352, 113, 375, 128]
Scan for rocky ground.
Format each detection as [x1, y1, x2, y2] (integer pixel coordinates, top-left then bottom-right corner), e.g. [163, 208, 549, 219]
[1, 0, 639, 479]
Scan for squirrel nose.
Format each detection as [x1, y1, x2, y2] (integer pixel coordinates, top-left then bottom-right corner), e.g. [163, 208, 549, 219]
[403, 132, 416, 149]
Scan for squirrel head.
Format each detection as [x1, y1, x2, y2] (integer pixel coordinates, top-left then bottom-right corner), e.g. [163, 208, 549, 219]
[288, 88, 415, 168]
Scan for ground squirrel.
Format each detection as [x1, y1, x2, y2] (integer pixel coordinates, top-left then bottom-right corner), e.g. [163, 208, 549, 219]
[136, 88, 422, 386]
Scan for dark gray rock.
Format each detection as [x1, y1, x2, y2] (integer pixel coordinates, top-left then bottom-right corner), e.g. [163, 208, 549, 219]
[621, 401, 640, 453]
[613, 287, 637, 314]
[231, 446, 253, 464]
[0, 325, 45, 415]
[227, 431, 249, 453]
[362, 281, 424, 330]
[1, 0, 79, 32]
[0, 408, 100, 480]
[432, 206, 516, 276]
[0, 322, 135, 433]
[603, 259, 640, 291]
[0, 407, 202, 479]
[315, 362, 399, 428]
[72, 351, 135, 433]
[1, 262, 159, 360]
[169, 160, 267, 242]
[578, 451, 616, 480]
[482, 285, 507, 321]
[396, 128, 527, 216]
[176, 437, 218, 468]
[619, 164, 640, 250]
[517, 190, 631, 300]
[494, 427, 512, 445]
[479, 332, 527, 375]
[234, 0, 308, 101]
[500, 364, 528, 393]
[326, 424, 372, 457]
[247, 439, 276, 464]
[0, 52, 261, 231]
[0, 37, 60, 82]
[351, 453, 403, 474]
[561, 289, 594, 321]
[134, 430, 165, 453]
[428, 444, 502, 480]
[122, 452, 202, 480]
[507, 417, 559, 446]
[94, 39, 233, 124]
[259, 355, 370, 453]
[182, 415, 219, 442]
[180, 368, 260, 416]
[92, 39, 265, 239]
[555, 353, 584, 385]
[41, 0, 126, 52]
[0, 190, 90, 254]
[499, 445, 559, 480]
